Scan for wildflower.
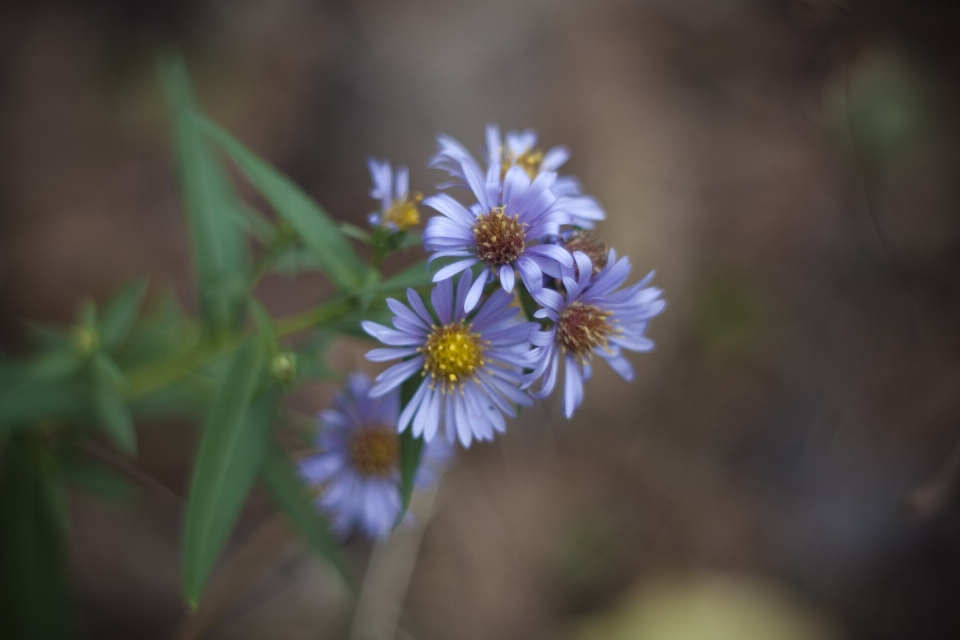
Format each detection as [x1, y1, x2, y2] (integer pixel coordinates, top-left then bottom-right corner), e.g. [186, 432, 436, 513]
[522, 250, 665, 418]
[298, 372, 450, 539]
[362, 270, 537, 447]
[430, 124, 606, 229]
[422, 160, 573, 311]
[367, 158, 421, 231]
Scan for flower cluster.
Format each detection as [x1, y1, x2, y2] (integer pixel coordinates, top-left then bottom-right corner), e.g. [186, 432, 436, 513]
[311, 125, 664, 538]
[367, 124, 665, 440]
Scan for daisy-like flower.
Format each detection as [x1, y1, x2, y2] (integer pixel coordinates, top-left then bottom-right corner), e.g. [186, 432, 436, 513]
[430, 124, 606, 229]
[298, 372, 450, 539]
[367, 158, 421, 231]
[522, 250, 666, 418]
[362, 269, 537, 447]
[422, 160, 573, 312]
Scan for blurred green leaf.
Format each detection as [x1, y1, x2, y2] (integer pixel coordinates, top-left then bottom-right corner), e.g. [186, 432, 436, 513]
[0, 437, 75, 639]
[339, 221, 372, 244]
[193, 115, 368, 293]
[161, 57, 249, 336]
[395, 375, 424, 526]
[261, 443, 353, 588]
[183, 338, 274, 605]
[91, 354, 137, 456]
[271, 246, 321, 275]
[0, 369, 86, 434]
[99, 279, 148, 353]
[57, 451, 138, 502]
[376, 260, 433, 294]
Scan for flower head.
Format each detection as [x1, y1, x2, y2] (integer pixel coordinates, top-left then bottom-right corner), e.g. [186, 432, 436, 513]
[522, 250, 666, 418]
[298, 372, 450, 539]
[422, 160, 574, 311]
[362, 270, 537, 447]
[367, 158, 421, 231]
[430, 124, 606, 229]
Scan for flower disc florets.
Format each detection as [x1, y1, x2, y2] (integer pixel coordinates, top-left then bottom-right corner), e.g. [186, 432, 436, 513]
[503, 149, 544, 181]
[348, 427, 399, 477]
[556, 302, 617, 357]
[562, 230, 608, 274]
[423, 322, 486, 387]
[472, 207, 526, 266]
[383, 192, 422, 231]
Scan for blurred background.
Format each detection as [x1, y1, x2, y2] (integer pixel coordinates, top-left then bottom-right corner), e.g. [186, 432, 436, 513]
[2, 0, 960, 638]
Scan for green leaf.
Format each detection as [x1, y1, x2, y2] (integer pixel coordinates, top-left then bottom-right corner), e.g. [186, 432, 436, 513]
[91, 354, 137, 456]
[376, 260, 434, 294]
[0, 437, 75, 639]
[0, 366, 86, 434]
[182, 339, 274, 605]
[57, 451, 138, 502]
[192, 115, 368, 292]
[260, 443, 353, 588]
[396, 376, 425, 525]
[339, 222, 372, 244]
[99, 279, 149, 353]
[161, 56, 249, 336]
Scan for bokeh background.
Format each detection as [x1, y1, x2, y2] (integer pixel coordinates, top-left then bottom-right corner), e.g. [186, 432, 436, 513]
[3, 0, 960, 638]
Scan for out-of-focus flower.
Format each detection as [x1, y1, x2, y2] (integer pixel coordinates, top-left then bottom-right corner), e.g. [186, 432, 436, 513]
[298, 372, 450, 539]
[430, 124, 606, 229]
[367, 158, 421, 231]
[522, 250, 665, 418]
[422, 160, 573, 311]
[362, 270, 537, 446]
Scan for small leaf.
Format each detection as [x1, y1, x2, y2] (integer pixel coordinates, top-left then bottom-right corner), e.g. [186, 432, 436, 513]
[396, 375, 425, 525]
[161, 56, 249, 336]
[99, 279, 149, 352]
[0, 437, 75, 639]
[339, 222, 372, 244]
[193, 116, 368, 293]
[91, 354, 137, 456]
[57, 451, 138, 502]
[261, 443, 353, 588]
[0, 367, 86, 434]
[376, 260, 434, 294]
[182, 339, 274, 605]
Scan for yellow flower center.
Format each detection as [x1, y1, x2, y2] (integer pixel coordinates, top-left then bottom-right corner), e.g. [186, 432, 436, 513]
[349, 427, 399, 477]
[556, 302, 619, 358]
[422, 322, 487, 390]
[472, 206, 527, 266]
[501, 149, 544, 181]
[383, 192, 422, 230]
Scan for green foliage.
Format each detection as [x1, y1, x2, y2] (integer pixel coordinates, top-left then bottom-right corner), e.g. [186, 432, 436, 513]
[56, 451, 138, 503]
[161, 57, 250, 337]
[0, 437, 75, 640]
[395, 376, 426, 526]
[90, 354, 137, 455]
[192, 115, 369, 293]
[182, 338, 274, 605]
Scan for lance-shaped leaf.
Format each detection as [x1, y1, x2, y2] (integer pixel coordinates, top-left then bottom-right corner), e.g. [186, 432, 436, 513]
[91, 354, 137, 456]
[182, 339, 275, 605]
[0, 438, 75, 640]
[161, 57, 249, 336]
[261, 443, 353, 588]
[99, 279, 149, 353]
[395, 375, 425, 526]
[193, 116, 368, 293]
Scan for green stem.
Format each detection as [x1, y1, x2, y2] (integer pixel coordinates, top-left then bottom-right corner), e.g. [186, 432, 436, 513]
[517, 283, 540, 322]
[124, 297, 354, 400]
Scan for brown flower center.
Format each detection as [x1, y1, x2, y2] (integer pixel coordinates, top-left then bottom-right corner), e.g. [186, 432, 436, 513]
[472, 206, 526, 266]
[562, 230, 608, 274]
[556, 302, 618, 357]
[349, 427, 399, 477]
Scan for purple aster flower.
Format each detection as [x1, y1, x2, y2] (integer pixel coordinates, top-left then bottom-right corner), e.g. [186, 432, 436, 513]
[430, 124, 606, 229]
[362, 269, 537, 447]
[367, 158, 421, 231]
[522, 250, 666, 418]
[298, 372, 451, 539]
[422, 159, 573, 312]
